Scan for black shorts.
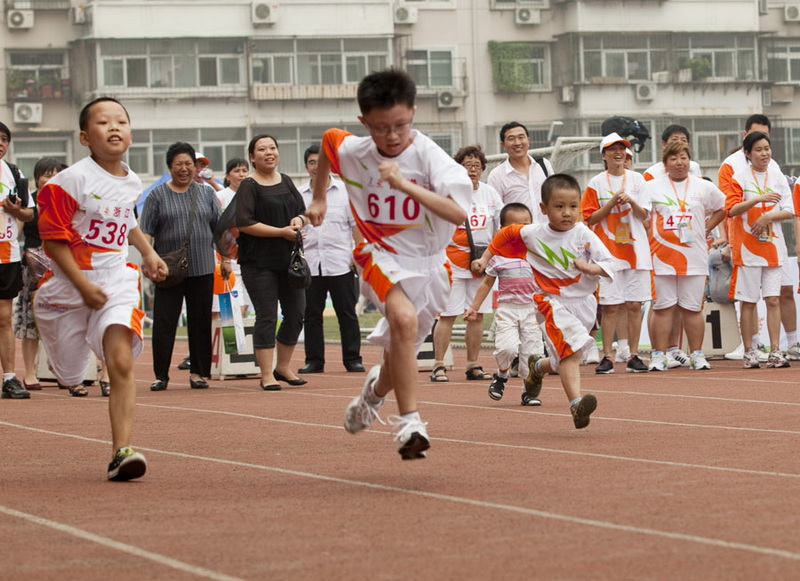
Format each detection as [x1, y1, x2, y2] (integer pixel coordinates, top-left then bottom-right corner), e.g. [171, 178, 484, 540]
[0, 262, 24, 300]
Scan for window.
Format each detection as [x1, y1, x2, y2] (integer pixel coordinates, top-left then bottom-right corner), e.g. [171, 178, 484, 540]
[251, 38, 388, 87]
[98, 39, 245, 90]
[7, 51, 68, 100]
[10, 138, 68, 179]
[581, 36, 666, 82]
[405, 49, 454, 88]
[675, 36, 756, 81]
[766, 42, 800, 83]
[488, 42, 550, 92]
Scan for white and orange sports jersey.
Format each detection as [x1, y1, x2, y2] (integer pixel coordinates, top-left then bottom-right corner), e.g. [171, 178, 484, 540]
[37, 156, 141, 273]
[488, 222, 615, 298]
[0, 160, 35, 263]
[643, 160, 702, 182]
[446, 181, 502, 278]
[718, 149, 788, 196]
[642, 175, 725, 276]
[321, 128, 473, 258]
[581, 169, 651, 270]
[726, 166, 792, 267]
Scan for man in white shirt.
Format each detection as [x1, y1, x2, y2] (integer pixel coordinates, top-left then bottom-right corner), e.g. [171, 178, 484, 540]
[298, 145, 364, 374]
[486, 121, 554, 223]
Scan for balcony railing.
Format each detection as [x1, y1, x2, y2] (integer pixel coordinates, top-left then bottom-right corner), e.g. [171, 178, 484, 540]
[6, 70, 71, 101]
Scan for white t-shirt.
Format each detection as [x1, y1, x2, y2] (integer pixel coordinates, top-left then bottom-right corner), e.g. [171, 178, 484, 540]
[0, 160, 35, 263]
[447, 181, 503, 279]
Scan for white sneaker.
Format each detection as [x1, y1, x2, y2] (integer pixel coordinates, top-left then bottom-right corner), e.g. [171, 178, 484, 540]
[583, 344, 600, 365]
[668, 349, 690, 367]
[785, 342, 800, 361]
[343, 365, 385, 434]
[690, 351, 712, 370]
[648, 351, 667, 371]
[725, 342, 745, 361]
[614, 345, 631, 363]
[742, 349, 760, 369]
[767, 350, 790, 369]
[756, 344, 769, 363]
[388, 414, 430, 460]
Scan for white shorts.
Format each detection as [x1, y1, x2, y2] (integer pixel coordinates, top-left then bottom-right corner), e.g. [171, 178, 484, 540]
[493, 302, 543, 375]
[598, 269, 652, 305]
[34, 264, 144, 386]
[731, 265, 781, 303]
[534, 293, 596, 373]
[442, 276, 492, 316]
[781, 261, 793, 287]
[354, 243, 451, 354]
[652, 274, 706, 312]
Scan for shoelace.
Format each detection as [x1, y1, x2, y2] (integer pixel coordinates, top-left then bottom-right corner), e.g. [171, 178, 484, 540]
[386, 415, 428, 442]
[356, 397, 386, 427]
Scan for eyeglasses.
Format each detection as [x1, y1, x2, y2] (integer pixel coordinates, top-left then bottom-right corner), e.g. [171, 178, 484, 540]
[462, 163, 483, 170]
[363, 121, 412, 137]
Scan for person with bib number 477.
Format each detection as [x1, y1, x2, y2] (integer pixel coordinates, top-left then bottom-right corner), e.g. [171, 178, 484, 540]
[641, 141, 726, 372]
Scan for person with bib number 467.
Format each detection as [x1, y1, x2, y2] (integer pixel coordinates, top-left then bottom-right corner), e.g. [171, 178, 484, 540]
[641, 141, 726, 372]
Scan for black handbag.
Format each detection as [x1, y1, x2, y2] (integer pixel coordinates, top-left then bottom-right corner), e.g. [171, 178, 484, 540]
[287, 231, 311, 290]
[155, 184, 198, 289]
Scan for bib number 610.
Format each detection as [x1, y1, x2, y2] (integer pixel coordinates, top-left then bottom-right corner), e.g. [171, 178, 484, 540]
[367, 193, 420, 221]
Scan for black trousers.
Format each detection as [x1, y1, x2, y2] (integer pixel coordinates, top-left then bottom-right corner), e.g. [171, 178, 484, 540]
[241, 265, 305, 349]
[303, 272, 362, 367]
[152, 273, 213, 381]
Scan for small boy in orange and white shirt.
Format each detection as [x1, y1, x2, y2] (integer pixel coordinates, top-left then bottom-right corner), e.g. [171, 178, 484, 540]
[486, 174, 615, 429]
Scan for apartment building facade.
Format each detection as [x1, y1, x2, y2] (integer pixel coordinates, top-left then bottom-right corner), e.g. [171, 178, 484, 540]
[3, 0, 800, 186]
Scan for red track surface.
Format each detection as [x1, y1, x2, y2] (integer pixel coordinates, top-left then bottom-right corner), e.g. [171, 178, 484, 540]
[2, 340, 800, 580]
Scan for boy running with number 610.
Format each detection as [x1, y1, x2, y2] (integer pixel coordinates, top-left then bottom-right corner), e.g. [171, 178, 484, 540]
[484, 174, 615, 428]
[35, 97, 168, 480]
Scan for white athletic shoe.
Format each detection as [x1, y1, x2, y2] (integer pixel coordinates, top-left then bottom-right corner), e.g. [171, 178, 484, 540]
[785, 342, 800, 361]
[725, 343, 745, 361]
[614, 345, 630, 363]
[648, 351, 668, 371]
[388, 414, 430, 460]
[583, 344, 600, 365]
[668, 348, 690, 368]
[689, 351, 712, 370]
[343, 365, 385, 434]
[756, 344, 770, 363]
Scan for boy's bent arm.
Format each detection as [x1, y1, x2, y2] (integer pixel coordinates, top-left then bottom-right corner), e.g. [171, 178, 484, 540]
[380, 161, 466, 225]
[43, 239, 107, 310]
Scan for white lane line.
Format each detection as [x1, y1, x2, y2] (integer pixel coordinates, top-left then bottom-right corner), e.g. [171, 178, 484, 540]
[0, 505, 245, 581]
[1, 422, 798, 563]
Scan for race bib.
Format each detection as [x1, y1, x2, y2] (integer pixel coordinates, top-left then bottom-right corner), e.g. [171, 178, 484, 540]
[0, 212, 10, 242]
[81, 198, 135, 251]
[664, 210, 692, 231]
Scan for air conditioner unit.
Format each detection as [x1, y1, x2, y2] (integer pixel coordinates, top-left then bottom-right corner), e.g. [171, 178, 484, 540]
[394, 3, 418, 25]
[437, 91, 461, 110]
[786, 5, 800, 22]
[635, 82, 657, 101]
[252, 1, 279, 25]
[518, 0, 551, 8]
[7, 9, 34, 29]
[558, 85, 575, 104]
[14, 102, 43, 124]
[515, 6, 540, 25]
[771, 85, 795, 104]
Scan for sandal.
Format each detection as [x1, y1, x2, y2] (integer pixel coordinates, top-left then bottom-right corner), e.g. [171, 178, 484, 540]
[67, 385, 89, 397]
[465, 366, 491, 380]
[429, 365, 449, 383]
[100, 381, 111, 397]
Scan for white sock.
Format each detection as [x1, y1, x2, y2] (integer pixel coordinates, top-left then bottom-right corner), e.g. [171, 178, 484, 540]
[787, 331, 798, 346]
[3, 372, 15, 381]
[401, 411, 421, 422]
[498, 370, 509, 379]
[667, 345, 678, 353]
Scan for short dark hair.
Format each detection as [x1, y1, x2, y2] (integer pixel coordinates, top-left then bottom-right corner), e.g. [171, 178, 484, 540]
[742, 131, 770, 154]
[500, 121, 528, 143]
[79, 97, 130, 131]
[223, 157, 248, 188]
[304, 144, 320, 166]
[661, 124, 691, 144]
[454, 144, 487, 169]
[33, 157, 65, 186]
[745, 114, 771, 132]
[356, 68, 416, 115]
[248, 134, 278, 165]
[541, 173, 581, 205]
[499, 202, 532, 227]
[165, 142, 197, 168]
[661, 141, 692, 164]
[0, 121, 10, 142]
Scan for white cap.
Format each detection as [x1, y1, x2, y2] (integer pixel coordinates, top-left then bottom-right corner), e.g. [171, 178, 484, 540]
[600, 132, 631, 152]
[195, 152, 210, 165]
[625, 148, 633, 158]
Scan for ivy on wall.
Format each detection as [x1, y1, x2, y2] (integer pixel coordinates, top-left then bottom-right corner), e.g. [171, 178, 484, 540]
[488, 41, 539, 93]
